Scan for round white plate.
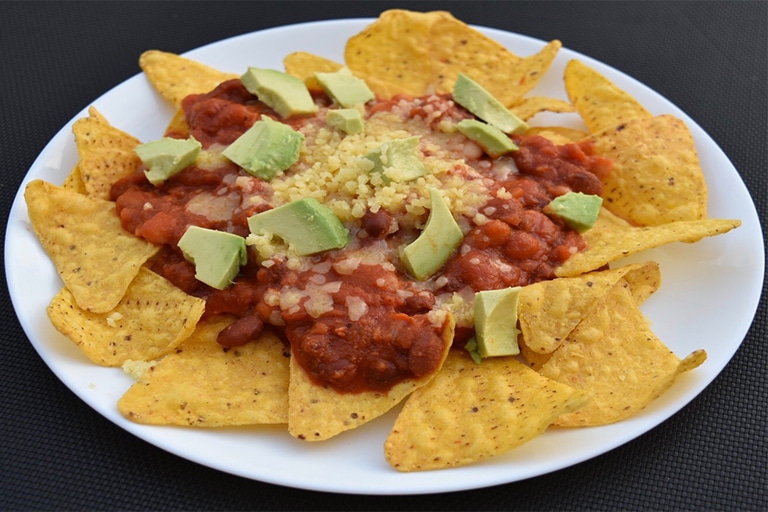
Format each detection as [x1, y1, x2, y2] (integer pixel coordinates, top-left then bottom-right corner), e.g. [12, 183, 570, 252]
[6, 19, 764, 495]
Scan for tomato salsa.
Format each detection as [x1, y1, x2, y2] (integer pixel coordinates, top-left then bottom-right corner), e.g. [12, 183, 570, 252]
[110, 78, 612, 394]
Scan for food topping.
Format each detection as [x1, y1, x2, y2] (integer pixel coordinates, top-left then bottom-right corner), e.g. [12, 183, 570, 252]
[110, 81, 611, 392]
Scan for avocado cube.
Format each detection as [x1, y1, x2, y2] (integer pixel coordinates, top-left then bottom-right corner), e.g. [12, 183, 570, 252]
[326, 108, 365, 134]
[247, 197, 349, 256]
[240, 67, 318, 118]
[474, 287, 522, 358]
[223, 116, 304, 180]
[544, 191, 603, 233]
[177, 226, 247, 290]
[456, 119, 518, 157]
[401, 189, 464, 280]
[453, 73, 529, 135]
[134, 136, 201, 185]
[363, 136, 426, 183]
[314, 66, 375, 108]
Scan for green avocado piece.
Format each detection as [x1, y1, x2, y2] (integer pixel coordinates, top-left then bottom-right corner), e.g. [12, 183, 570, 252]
[456, 119, 519, 157]
[134, 136, 201, 185]
[177, 225, 247, 290]
[314, 66, 375, 108]
[326, 108, 365, 134]
[240, 67, 318, 118]
[247, 197, 349, 256]
[453, 73, 529, 134]
[363, 136, 426, 183]
[401, 188, 464, 280]
[223, 115, 304, 180]
[474, 286, 522, 358]
[544, 191, 604, 233]
[463, 336, 483, 364]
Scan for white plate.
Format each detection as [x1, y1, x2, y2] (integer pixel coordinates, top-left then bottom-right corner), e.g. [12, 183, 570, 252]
[5, 19, 764, 495]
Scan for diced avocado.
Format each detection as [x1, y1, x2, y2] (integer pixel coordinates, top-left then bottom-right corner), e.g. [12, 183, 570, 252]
[401, 188, 464, 280]
[240, 67, 318, 118]
[363, 136, 426, 183]
[464, 336, 483, 364]
[247, 197, 349, 256]
[473, 286, 522, 358]
[456, 119, 518, 157]
[326, 108, 365, 134]
[177, 225, 247, 290]
[222, 115, 304, 180]
[134, 136, 201, 185]
[544, 191, 603, 233]
[314, 66, 375, 108]
[453, 73, 529, 134]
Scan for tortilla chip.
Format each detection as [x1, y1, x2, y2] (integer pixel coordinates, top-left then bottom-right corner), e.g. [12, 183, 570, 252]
[593, 114, 709, 226]
[564, 59, 651, 134]
[519, 261, 661, 355]
[72, 107, 142, 199]
[47, 267, 205, 366]
[619, 260, 665, 305]
[526, 126, 588, 145]
[283, 51, 344, 91]
[496, 40, 562, 106]
[139, 49, 238, 108]
[345, 10, 442, 98]
[429, 10, 521, 96]
[555, 208, 741, 277]
[539, 280, 706, 426]
[429, 19, 560, 105]
[510, 96, 576, 121]
[24, 179, 160, 313]
[62, 163, 87, 194]
[118, 316, 290, 426]
[344, 10, 560, 105]
[288, 311, 454, 441]
[384, 350, 590, 471]
[519, 341, 553, 370]
[164, 108, 191, 138]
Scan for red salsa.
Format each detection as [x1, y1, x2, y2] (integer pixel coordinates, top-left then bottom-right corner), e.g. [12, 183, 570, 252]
[110, 78, 612, 394]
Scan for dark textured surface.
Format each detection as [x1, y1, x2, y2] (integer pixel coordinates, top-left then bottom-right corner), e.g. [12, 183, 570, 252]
[1, 1, 765, 510]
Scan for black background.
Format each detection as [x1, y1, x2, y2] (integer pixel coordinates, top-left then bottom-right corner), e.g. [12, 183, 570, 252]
[1, 1, 766, 510]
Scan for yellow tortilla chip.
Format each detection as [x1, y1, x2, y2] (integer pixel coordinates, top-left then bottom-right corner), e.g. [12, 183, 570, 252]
[564, 59, 652, 134]
[62, 163, 87, 194]
[47, 267, 205, 366]
[510, 96, 576, 121]
[429, 10, 521, 96]
[429, 19, 560, 105]
[139, 50, 238, 108]
[519, 342, 553, 370]
[593, 114, 709, 226]
[539, 280, 707, 426]
[118, 316, 289, 426]
[345, 10, 441, 98]
[283, 51, 343, 91]
[288, 311, 454, 441]
[526, 126, 588, 145]
[497, 40, 562, 106]
[164, 108, 190, 138]
[344, 10, 560, 105]
[519, 261, 661, 355]
[24, 179, 160, 313]
[384, 350, 590, 471]
[72, 107, 142, 200]
[555, 208, 741, 277]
